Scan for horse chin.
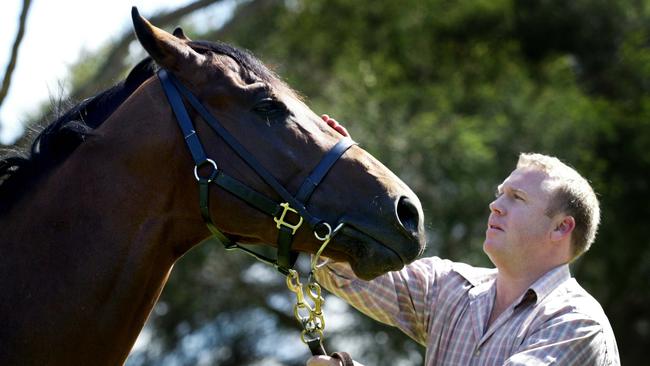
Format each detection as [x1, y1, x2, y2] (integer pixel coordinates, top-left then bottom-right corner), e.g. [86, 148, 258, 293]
[333, 226, 407, 281]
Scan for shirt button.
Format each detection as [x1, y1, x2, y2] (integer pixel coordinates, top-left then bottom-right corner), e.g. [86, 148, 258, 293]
[474, 349, 481, 356]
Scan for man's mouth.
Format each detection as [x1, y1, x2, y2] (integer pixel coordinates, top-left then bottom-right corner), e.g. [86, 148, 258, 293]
[488, 223, 504, 232]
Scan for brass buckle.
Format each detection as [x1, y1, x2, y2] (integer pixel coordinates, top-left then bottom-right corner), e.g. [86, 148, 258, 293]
[274, 202, 304, 235]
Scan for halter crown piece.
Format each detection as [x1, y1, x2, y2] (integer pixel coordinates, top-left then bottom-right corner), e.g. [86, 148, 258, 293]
[158, 69, 355, 356]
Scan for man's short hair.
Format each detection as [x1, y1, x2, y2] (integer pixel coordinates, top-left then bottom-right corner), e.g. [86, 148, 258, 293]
[517, 153, 600, 260]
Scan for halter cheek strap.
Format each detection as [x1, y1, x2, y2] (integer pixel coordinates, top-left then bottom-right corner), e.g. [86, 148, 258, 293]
[157, 69, 356, 274]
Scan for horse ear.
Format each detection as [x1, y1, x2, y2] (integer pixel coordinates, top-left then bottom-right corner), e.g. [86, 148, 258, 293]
[131, 7, 203, 72]
[173, 27, 192, 41]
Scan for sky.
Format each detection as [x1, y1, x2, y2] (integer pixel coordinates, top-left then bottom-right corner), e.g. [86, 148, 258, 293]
[0, 0, 235, 144]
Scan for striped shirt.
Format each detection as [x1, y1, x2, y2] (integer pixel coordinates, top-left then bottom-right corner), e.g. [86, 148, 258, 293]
[314, 257, 620, 365]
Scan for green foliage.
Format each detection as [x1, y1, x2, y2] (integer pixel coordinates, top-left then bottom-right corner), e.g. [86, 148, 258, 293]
[220, 1, 650, 363]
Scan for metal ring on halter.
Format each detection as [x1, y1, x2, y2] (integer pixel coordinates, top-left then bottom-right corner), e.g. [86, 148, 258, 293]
[314, 222, 332, 241]
[194, 159, 218, 182]
[310, 222, 346, 272]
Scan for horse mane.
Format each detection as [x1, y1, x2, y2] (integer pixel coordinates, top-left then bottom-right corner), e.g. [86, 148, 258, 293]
[0, 58, 157, 212]
[0, 40, 292, 214]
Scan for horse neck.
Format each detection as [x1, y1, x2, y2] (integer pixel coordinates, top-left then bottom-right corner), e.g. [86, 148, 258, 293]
[0, 77, 208, 365]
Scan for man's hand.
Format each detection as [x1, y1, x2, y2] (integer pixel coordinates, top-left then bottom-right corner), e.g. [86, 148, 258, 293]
[321, 114, 349, 137]
[306, 355, 342, 366]
[306, 355, 362, 366]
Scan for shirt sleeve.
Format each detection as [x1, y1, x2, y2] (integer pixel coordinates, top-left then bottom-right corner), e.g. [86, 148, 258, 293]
[503, 312, 616, 366]
[313, 257, 450, 346]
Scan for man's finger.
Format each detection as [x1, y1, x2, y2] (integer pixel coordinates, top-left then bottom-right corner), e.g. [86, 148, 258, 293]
[306, 355, 343, 366]
[321, 114, 349, 137]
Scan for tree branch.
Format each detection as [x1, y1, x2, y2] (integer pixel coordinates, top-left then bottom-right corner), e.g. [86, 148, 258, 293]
[70, 0, 224, 101]
[0, 0, 33, 110]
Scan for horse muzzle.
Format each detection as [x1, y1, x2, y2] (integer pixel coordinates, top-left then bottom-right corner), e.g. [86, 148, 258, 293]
[330, 196, 426, 280]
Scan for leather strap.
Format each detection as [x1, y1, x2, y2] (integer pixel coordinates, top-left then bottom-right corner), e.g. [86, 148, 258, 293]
[276, 226, 298, 269]
[331, 352, 354, 366]
[295, 137, 355, 203]
[159, 70, 207, 164]
[214, 173, 281, 217]
[306, 338, 327, 356]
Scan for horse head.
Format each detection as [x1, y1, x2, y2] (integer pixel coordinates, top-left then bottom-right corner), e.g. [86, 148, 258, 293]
[130, 8, 425, 280]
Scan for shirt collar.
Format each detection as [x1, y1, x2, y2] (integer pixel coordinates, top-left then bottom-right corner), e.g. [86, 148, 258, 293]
[454, 262, 497, 300]
[454, 261, 497, 288]
[460, 263, 572, 306]
[516, 264, 572, 307]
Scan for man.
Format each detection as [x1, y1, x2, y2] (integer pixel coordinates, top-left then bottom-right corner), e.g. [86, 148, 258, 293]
[308, 116, 620, 365]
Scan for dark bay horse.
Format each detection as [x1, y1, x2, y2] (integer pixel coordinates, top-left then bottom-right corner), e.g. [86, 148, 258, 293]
[0, 8, 425, 365]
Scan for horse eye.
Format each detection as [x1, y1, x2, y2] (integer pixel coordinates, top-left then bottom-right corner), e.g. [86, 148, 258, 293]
[253, 98, 288, 120]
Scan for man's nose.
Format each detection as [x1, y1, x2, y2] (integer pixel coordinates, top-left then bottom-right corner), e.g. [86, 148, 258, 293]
[489, 199, 505, 215]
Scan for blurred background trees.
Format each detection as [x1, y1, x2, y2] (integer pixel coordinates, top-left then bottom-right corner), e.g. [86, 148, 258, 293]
[2, 0, 648, 364]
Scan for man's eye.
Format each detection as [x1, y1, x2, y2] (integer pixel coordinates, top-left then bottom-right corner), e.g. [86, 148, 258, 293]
[513, 192, 527, 201]
[253, 98, 288, 120]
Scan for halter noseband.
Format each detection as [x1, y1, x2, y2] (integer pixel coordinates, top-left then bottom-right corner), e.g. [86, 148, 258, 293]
[157, 69, 355, 275]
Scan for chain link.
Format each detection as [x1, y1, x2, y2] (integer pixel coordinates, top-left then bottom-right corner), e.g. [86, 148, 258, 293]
[286, 223, 344, 347]
[287, 269, 326, 344]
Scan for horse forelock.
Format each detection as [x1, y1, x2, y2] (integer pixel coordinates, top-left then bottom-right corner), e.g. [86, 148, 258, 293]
[0, 58, 157, 212]
[189, 40, 303, 101]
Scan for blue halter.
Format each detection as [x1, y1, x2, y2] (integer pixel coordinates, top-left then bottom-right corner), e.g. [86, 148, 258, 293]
[157, 69, 355, 275]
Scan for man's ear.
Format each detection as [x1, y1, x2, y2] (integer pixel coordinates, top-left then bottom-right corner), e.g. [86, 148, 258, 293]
[551, 215, 575, 242]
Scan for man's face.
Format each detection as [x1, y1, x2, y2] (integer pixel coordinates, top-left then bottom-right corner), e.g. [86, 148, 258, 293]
[483, 167, 556, 270]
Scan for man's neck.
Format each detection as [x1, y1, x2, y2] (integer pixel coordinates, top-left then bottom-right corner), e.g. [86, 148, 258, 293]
[487, 266, 550, 327]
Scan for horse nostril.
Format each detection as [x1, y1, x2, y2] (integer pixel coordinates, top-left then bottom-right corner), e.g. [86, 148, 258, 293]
[396, 196, 420, 235]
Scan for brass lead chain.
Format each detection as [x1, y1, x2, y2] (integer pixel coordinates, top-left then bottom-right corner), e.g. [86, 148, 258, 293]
[287, 223, 343, 346]
[287, 269, 326, 344]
